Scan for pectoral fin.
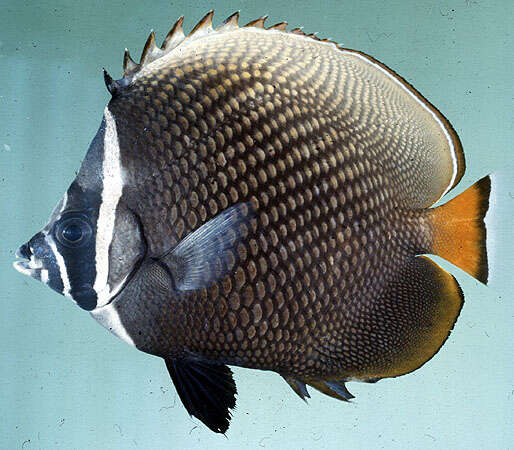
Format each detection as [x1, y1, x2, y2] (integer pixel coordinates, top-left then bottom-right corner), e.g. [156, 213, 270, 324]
[160, 202, 253, 291]
[165, 358, 237, 434]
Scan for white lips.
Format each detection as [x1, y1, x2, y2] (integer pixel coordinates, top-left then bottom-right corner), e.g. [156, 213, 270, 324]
[13, 249, 47, 282]
[13, 260, 34, 276]
[14, 252, 41, 270]
[13, 258, 48, 282]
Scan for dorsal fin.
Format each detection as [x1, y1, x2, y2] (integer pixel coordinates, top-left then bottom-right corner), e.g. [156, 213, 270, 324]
[123, 48, 139, 77]
[103, 68, 119, 96]
[244, 16, 268, 28]
[268, 21, 288, 31]
[188, 10, 214, 38]
[116, 11, 343, 83]
[161, 16, 185, 51]
[140, 31, 164, 67]
[217, 11, 239, 30]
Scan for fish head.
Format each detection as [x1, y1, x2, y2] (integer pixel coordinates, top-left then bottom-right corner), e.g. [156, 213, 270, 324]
[14, 107, 146, 311]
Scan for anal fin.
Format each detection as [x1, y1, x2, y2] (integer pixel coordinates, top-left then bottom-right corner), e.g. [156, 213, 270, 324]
[307, 380, 354, 402]
[165, 358, 237, 433]
[283, 375, 355, 403]
[351, 255, 464, 380]
[325, 381, 355, 400]
[282, 375, 310, 401]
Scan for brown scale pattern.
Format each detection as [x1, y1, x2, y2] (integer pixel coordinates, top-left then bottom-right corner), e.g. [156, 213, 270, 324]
[110, 28, 444, 379]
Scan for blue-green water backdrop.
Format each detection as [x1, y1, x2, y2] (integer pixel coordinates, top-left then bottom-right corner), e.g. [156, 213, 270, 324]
[1, 1, 513, 448]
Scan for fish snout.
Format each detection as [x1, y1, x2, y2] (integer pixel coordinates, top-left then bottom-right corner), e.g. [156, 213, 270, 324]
[13, 232, 54, 285]
[29, 232, 54, 260]
[13, 240, 45, 280]
[15, 242, 32, 260]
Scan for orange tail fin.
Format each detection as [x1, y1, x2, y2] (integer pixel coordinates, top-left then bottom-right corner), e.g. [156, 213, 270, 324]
[429, 176, 491, 284]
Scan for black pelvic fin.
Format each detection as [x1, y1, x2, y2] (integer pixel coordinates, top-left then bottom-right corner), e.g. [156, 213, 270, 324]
[103, 68, 119, 96]
[165, 358, 237, 434]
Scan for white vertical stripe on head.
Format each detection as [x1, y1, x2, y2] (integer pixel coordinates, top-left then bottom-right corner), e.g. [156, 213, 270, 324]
[93, 107, 124, 306]
[46, 234, 71, 296]
[90, 303, 135, 347]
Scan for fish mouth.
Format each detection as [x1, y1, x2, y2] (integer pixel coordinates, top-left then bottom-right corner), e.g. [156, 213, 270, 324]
[13, 244, 48, 282]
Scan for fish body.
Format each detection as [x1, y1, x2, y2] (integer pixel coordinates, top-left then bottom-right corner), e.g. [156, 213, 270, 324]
[14, 12, 495, 433]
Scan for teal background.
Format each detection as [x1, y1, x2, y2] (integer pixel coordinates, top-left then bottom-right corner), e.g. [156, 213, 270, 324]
[1, 1, 513, 448]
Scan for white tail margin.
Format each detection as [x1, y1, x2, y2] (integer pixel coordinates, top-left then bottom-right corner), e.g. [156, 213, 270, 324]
[485, 171, 513, 290]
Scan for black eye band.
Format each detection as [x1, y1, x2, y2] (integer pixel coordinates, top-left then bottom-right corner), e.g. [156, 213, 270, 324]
[55, 216, 93, 248]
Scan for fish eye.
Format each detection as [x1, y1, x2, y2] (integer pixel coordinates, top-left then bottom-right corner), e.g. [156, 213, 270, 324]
[55, 216, 92, 248]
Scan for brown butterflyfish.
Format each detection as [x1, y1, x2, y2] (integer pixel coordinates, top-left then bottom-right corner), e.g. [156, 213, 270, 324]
[14, 11, 502, 433]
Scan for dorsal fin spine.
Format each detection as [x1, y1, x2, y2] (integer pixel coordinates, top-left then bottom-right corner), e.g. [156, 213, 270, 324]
[162, 16, 185, 50]
[269, 22, 288, 31]
[123, 48, 139, 77]
[103, 68, 119, 96]
[244, 16, 268, 28]
[140, 30, 165, 66]
[188, 10, 214, 37]
[218, 11, 240, 30]
[117, 11, 343, 85]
